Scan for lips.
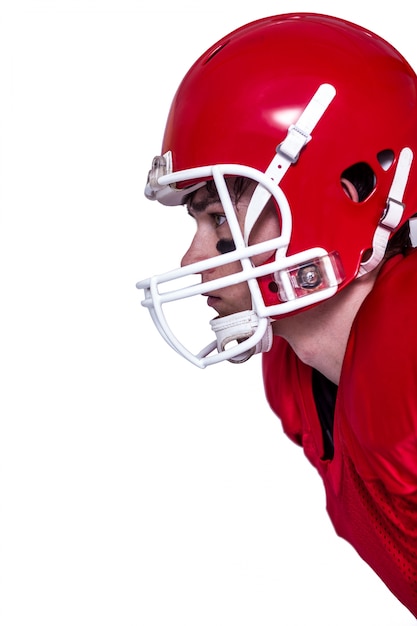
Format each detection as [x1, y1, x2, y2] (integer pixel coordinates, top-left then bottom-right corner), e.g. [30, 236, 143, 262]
[204, 294, 221, 309]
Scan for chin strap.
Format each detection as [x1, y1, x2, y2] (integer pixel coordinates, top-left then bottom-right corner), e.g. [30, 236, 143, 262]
[210, 311, 273, 364]
[358, 146, 413, 276]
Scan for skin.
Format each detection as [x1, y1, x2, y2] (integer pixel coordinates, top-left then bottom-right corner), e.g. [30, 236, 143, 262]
[273, 268, 378, 384]
[182, 176, 379, 385]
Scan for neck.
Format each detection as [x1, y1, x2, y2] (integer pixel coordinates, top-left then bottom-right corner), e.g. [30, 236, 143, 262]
[271, 269, 379, 385]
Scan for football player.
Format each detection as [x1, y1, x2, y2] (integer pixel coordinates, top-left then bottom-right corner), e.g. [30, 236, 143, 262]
[137, 14, 417, 616]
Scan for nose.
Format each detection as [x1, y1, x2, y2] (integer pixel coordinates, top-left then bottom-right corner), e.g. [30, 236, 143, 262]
[181, 231, 212, 267]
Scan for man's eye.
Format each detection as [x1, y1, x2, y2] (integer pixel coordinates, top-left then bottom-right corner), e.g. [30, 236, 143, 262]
[213, 214, 227, 227]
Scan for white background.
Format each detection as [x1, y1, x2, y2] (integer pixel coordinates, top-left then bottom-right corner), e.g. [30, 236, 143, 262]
[0, 1, 416, 624]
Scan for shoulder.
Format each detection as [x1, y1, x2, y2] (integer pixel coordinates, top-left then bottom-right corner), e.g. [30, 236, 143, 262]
[339, 251, 417, 493]
[350, 250, 417, 356]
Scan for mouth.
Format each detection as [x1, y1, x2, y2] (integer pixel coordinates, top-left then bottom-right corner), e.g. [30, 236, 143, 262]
[203, 293, 221, 309]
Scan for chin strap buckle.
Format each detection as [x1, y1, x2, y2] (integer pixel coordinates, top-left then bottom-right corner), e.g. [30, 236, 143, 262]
[210, 311, 273, 364]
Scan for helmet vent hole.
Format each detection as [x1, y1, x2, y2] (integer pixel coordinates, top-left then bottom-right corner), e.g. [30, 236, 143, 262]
[377, 149, 395, 171]
[340, 162, 375, 202]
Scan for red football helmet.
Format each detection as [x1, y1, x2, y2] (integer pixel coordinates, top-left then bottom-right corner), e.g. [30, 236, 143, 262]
[137, 13, 417, 367]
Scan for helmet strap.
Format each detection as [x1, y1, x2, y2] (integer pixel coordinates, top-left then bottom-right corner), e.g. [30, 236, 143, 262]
[358, 146, 413, 276]
[244, 83, 336, 242]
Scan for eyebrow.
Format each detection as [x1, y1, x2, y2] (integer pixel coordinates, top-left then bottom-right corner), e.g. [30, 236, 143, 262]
[187, 195, 221, 215]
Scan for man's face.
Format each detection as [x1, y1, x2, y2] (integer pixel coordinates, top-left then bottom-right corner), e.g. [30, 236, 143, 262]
[181, 177, 280, 317]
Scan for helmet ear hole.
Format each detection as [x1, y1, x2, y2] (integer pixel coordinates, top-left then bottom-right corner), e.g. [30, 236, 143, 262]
[340, 162, 375, 202]
[360, 247, 373, 263]
[377, 149, 395, 171]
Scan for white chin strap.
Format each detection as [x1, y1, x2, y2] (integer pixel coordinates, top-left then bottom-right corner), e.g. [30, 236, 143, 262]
[210, 311, 273, 364]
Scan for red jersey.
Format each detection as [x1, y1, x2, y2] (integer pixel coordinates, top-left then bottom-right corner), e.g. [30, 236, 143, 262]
[262, 251, 417, 616]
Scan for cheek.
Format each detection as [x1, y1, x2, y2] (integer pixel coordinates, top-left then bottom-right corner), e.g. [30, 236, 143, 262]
[218, 256, 246, 274]
[226, 281, 253, 312]
[248, 209, 281, 266]
[217, 262, 251, 297]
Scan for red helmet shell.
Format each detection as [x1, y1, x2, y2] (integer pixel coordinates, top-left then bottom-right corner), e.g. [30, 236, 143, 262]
[160, 13, 417, 288]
